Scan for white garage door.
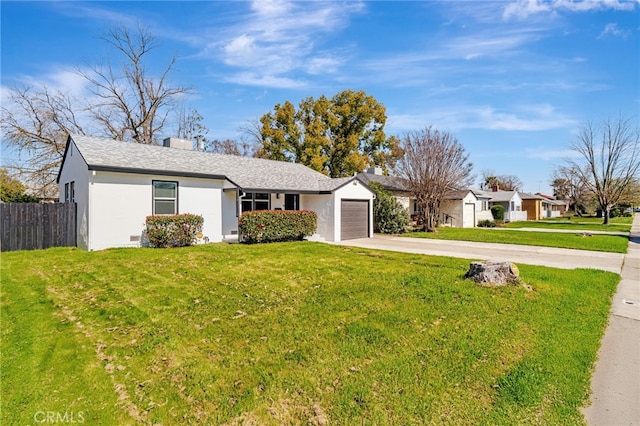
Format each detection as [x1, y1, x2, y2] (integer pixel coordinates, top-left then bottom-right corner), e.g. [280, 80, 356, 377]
[341, 200, 369, 240]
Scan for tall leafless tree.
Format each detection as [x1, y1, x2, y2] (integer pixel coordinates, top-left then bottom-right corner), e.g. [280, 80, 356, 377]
[550, 165, 590, 215]
[176, 107, 209, 151]
[1, 26, 189, 193]
[77, 26, 190, 145]
[566, 116, 640, 224]
[394, 126, 474, 231]
[1, 86, 87, 196]
[480, 169, 522, 191]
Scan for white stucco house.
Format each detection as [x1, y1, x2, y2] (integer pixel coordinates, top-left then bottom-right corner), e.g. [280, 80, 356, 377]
[476, 187, 527, 222]
[357, 168, 492, 228]
[57, 134, 374, 251]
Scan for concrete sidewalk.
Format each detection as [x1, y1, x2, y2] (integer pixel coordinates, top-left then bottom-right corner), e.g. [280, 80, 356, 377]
[581, 215, 640, 425]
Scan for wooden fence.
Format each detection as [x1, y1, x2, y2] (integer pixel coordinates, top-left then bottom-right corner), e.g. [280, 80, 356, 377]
[0, 203, 76, 252]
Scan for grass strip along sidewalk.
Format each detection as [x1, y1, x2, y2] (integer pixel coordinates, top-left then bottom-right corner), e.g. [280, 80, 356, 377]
[2, 242, 618, 425]
[503, 217, 632, 233]
[404, 227, 628, 253]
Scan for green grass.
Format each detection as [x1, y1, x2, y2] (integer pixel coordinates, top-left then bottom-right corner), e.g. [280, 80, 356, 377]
[504, 216, 632, 233]
[404, 227, 629, 253]
[2, 243, 619, 425]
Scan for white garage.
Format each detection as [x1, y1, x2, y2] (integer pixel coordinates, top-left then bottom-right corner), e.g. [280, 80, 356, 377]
[341, 200, 370, 240]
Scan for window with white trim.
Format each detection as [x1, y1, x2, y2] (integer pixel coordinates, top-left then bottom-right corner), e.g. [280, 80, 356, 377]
[241, 192, 270, 212]
[153, 181, 178, 215]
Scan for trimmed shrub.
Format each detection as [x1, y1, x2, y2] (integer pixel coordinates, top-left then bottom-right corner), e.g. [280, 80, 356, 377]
[239, 210, 317, 244]
[369, 182, 410, 234]
[477, 219, 497, 228]
[491, 205, 505, 221]
[145, 214, 204, 248]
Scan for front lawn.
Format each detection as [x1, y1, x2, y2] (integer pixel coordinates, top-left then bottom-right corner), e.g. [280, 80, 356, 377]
[2, 243, 618, 425]
[404, 227, 628, 253]
[504, 216, 632, 233]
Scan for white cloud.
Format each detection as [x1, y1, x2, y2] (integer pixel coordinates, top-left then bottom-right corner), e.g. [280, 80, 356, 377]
[210, 0, 364, 88]
[223, 34, 258, 66]
[503, 0, 637, 20]
[525, 147, 580, 160]
[386, 104, 578, 134]
[224, 72, 307, 89]
[306, 56, 342, 75]
[598, 23, 631, 39]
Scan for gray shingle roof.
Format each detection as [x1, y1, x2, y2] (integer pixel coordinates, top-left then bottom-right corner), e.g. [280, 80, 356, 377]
[356, 172, 409, 192]
[442, 189, 475, 200]
[474, 189, 519, 202]
[65, 134, 362, 193]
[519, 192, 545, 200]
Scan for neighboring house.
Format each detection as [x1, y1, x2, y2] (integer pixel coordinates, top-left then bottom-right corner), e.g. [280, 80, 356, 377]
[520, 192, 547, 220]
[57, 135, 374, 251]
[520, 192, 568, 220]
[472, 190, 494, 223]
[477, 186, 527, 222]
[357, 168, 486, 228]
[356, 168, 421, 213]
[440, 190, 478, 228]
[536, 193, 568, 218]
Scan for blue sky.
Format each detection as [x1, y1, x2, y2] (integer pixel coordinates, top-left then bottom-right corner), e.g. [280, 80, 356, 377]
[2, 0, 639, 194]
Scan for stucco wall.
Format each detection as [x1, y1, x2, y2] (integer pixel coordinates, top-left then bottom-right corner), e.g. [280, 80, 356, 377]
[301, 194, 333, 241]
[440, 200, 462, 227]
[58, 140, 91, 250]
[88, 172, 226, 250]
[222, 190, 239, 238]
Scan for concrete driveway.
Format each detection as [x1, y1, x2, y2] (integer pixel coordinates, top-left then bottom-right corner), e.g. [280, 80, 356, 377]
[333, 234, 625, 273]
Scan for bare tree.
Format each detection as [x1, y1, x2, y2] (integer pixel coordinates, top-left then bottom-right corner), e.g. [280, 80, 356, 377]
[176, 107, 209, 151]
[1, 86, 87, 193]
[78, 26, 190, 145]
[498, 174, 523, 191]
[1, 26, 189, 193]
[203, 139, 248, 156]
[480, 169, 522, 191]
[394, 126, 474, 231]
[566, 116, 640, 224]
[550, 165, 590, 215]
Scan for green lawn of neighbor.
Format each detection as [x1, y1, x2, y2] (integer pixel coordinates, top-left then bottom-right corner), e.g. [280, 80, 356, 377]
[504, 216, 632, 233]
[2, 242, 619, 425]
[404, 227, 628, 253]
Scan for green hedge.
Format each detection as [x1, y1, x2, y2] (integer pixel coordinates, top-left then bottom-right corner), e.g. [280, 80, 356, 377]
[145, 214, 204, 248]
[239, 210, 317, 243]
[491, 205, 505, 221]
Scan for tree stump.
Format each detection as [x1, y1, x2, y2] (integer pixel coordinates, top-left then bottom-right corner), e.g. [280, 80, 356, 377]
[465, 261, 521, 286]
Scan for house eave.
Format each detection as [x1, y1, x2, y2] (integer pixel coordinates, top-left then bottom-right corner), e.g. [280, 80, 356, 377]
[87, 165, 230, 182]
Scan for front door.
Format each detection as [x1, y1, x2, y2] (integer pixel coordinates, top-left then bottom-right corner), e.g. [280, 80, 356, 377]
[285, 194, 299, 210]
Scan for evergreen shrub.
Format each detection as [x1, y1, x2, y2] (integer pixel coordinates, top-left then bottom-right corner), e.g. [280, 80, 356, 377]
[145, 214, 204, 248]
[239, 210, 317, 243]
